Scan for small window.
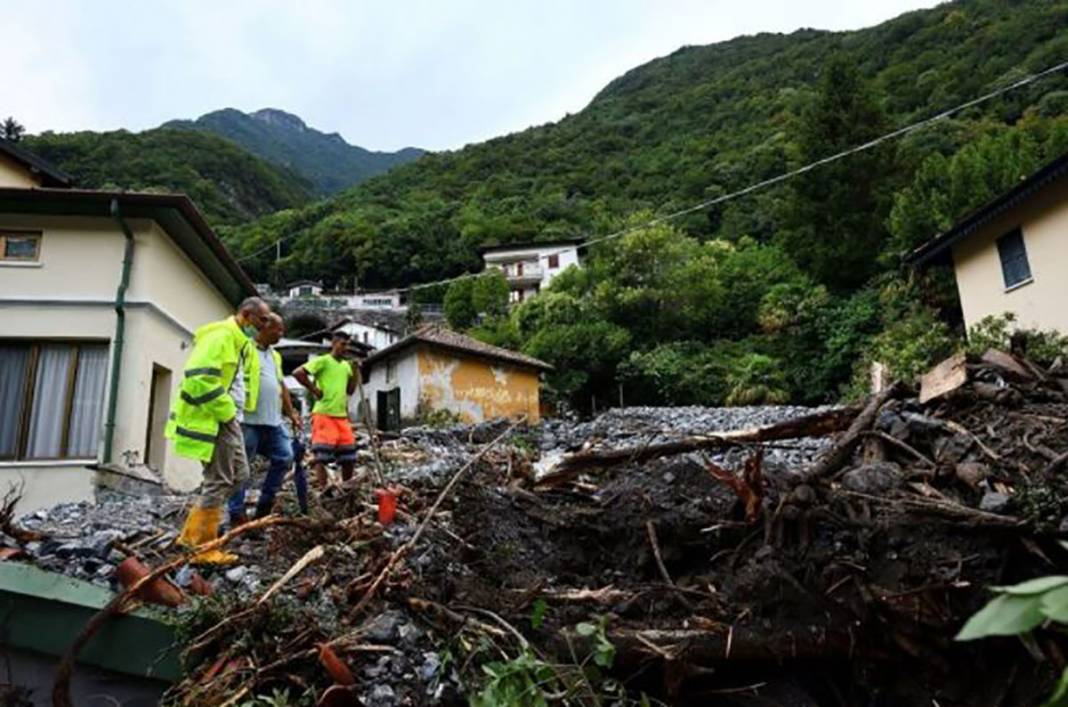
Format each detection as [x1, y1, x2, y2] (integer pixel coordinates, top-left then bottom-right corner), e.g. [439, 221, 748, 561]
[547, 254, 559, 269]
[0, 341, 109, 460]
[996, 228, 1032, 289]
[1, 231, 41, 262]
[386, 360, 397, 383]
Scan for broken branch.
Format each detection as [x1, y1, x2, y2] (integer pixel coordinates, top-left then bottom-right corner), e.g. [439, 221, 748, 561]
[800, 385, 902, 483]
[538, 406, 859, 485]
[351, 419, 525, 616]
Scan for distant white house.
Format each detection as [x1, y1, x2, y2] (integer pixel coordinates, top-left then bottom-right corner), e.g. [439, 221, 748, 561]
[345, 291, 403, 310]
[327, 310, 408, 351]
[287, 279, 323, 298]
[480, 239, 583, 304]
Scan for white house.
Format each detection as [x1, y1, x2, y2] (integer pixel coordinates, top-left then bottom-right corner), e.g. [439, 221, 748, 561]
[908, 149, 1068, 334]
[287, 279, 324, 298]
[480, 239, 584, 304]
[328, 310, 407, 351]
[0, 139, 259, 512]
[347, 291, 403, 309]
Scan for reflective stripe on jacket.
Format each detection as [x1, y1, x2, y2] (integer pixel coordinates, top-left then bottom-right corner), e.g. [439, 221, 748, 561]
[165, 316, 253, 461]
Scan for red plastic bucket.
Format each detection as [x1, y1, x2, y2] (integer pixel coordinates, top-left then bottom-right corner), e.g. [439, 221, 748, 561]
[375, 488, 398, 525]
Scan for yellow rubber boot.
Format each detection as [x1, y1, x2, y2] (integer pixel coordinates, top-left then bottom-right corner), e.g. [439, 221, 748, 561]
[176, 505, 206, 548]
[177, 505, 238, 565]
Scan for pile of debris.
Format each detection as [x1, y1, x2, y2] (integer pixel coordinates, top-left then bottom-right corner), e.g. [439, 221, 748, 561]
[8, 349, 1068, 706]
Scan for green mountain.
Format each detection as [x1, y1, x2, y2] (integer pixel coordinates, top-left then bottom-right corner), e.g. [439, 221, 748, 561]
[164, 108, 426, 196]
[23, 128, 312, 225]
[226, 0, 1068, 291]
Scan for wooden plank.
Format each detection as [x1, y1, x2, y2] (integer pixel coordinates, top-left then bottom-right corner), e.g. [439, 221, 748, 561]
[919, 352, 967, 404]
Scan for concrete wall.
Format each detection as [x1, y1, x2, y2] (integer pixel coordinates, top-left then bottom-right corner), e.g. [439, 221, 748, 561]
[360, 350, 421, 423]
[0, 153, 40, 188]
[952, 178, 1068, 332]
[0, 214, 233, 511]
[416, 347, 540, 423]
[3, 646, 165, 707]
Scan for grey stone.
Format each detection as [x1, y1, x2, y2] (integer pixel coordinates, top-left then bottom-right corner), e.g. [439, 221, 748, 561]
[174, 565, 196, 588]
[840, 462, 903, 494]
[364, 610, 405, 642]
[225, 566, 249, 583]
[980, 491, 1011, 513]
[398, 621, 422, 645]
[88, 529, 125, 557]
[370, 685, 396, 702]
[876, 410, 909, 439]
[418, 652, 441, 682]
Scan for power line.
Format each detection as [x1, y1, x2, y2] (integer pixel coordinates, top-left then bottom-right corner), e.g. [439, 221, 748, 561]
[235, 58, 1068, 288]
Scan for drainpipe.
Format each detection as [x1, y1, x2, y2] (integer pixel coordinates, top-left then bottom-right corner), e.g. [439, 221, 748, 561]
[103, 198, 135, 464]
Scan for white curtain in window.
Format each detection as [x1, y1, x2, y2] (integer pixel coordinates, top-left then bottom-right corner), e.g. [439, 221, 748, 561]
[26, 345, 73, 459]
[0, 345, 30, 457]
[68, 345, 108, 458]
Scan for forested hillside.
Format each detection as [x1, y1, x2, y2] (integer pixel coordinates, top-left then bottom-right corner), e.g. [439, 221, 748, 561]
[227, 0, 1068, 410]
[23, 128, 312, 225]
[164, 108, 425, 196]
[227, 0, 1068, 289]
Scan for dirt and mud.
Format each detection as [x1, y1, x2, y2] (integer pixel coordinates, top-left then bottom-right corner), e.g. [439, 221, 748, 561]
[8, 351, 1068, 706]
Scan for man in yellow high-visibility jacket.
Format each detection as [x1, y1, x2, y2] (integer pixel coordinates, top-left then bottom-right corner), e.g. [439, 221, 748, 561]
[167, 296, 271, 564]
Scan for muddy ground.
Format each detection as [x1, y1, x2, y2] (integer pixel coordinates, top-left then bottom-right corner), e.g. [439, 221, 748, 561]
[10, 354, 1068, 706]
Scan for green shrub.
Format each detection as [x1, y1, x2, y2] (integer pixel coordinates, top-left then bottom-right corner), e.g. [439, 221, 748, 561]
[846, 306, 956, 399]
[725, 353, 790, 406]
[967, 312, 1068, 365]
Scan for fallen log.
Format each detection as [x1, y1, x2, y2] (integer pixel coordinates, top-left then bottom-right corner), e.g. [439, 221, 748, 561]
[536, 406, 860, 486]
[799, 384, 902, 483]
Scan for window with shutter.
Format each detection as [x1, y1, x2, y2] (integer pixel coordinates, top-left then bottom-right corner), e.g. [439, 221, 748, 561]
[996, 228, 1032, 289]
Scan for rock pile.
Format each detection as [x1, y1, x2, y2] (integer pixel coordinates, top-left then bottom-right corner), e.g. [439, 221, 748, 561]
[8, 351, 1068, 706]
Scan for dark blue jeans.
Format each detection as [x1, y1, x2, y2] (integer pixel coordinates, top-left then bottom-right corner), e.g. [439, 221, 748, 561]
[227, 424, 305, 520]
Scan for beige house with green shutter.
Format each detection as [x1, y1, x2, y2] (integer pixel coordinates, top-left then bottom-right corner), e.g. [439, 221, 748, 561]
[908, 150, 1068, 333]
[0, 139, 257, 512]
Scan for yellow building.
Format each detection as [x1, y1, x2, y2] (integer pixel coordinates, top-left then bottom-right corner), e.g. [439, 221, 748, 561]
[908, 150, 1068, 333]
[360, 325, 551, 428]
[0, 139, 257, 511]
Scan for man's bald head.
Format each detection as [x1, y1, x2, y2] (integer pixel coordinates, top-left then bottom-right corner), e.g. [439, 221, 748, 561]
[236, 296, 270, 331]
[257, 313, 285, 347]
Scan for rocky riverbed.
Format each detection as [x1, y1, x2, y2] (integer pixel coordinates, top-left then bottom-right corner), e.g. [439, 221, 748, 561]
[11, 405, 832, 593]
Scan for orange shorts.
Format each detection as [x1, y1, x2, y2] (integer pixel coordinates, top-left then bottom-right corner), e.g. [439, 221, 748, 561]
[311, 414, 356, 463]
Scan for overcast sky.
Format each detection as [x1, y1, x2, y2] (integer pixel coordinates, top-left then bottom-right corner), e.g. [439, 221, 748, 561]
[7, 0, 942, 152]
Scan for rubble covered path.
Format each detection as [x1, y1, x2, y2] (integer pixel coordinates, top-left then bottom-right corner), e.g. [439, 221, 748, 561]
[7, 356, 1068, 706]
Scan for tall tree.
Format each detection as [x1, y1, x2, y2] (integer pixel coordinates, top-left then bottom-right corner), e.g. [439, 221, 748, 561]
[2, 117, 25, 142]
[778, 54, 893, 290]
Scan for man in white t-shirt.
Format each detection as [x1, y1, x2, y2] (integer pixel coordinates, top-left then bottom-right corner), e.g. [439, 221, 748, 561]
[227, 314, 304, 525]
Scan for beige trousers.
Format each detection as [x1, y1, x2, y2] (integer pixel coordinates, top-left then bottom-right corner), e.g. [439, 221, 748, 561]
[198, 417, 250, 506]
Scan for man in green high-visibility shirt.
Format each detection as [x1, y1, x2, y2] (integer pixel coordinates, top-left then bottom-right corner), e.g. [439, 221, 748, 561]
[294, 331, 358, 487]
[167, 296, 271, 564]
